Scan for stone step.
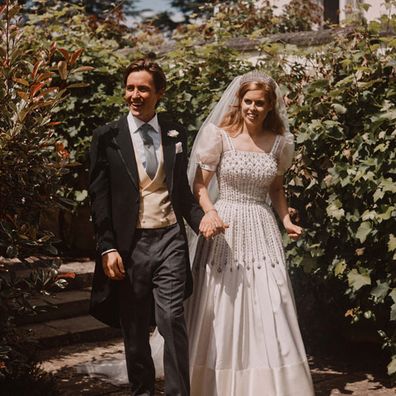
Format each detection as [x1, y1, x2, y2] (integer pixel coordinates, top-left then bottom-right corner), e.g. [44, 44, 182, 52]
[0, 258, 95, 291]
[19, 315, 121, 348]
[58, 260, 95, 290]
[16, 288, 92, 325]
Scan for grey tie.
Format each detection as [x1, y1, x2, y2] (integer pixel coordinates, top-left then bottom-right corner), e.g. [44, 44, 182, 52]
[139, 123, 158, 179]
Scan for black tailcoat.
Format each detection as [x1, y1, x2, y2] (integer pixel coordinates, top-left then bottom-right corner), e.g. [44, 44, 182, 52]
[88, 113, 204, 327]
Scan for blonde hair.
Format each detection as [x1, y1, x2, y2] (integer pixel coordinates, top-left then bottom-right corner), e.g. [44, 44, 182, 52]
[219, 81, 285, 135]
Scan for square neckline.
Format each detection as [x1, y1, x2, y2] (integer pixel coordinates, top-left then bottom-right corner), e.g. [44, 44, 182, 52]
[218, 127, 280, 156]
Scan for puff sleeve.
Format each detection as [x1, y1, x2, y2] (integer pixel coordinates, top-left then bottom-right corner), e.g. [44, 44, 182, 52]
[276, 132, 295, 175]
[194, 123, 223, 172]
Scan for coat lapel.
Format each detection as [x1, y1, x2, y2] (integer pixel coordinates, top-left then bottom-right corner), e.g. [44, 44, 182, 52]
[159, 116, 176, 193]
[114, 115, 139, 190]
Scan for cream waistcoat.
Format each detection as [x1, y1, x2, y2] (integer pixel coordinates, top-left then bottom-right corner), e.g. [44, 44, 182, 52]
[134, 143, 177, 229]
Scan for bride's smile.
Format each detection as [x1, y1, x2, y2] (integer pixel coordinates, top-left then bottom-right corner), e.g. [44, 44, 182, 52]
[241, 89, 272, 127]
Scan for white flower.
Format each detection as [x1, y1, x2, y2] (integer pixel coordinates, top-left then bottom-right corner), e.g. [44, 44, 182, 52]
[167, 129, 179, 138]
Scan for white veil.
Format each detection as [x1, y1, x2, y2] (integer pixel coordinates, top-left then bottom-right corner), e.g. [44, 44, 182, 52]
[186, 70, 293, 263]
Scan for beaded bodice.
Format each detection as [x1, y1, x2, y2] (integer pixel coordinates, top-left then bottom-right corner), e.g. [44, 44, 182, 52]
[196, 129, 286, 272]
[216, 133, 280, 205]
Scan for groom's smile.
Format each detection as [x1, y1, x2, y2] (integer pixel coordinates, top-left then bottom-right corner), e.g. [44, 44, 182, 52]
[124, 70, 164, 122]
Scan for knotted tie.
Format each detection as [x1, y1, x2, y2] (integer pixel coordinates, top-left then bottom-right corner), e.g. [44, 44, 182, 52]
[138, 123, 158, 179]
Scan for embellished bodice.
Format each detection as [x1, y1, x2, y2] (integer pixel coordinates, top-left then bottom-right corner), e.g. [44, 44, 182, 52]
[193, 125, 293, 272]
[216, 132, 280, 206]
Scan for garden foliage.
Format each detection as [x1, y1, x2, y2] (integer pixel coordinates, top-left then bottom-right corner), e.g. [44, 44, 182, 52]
[283, 26, 396, 376]
[0, 1, 87, 257]
[0, 1, 84, 390]
[172, 0, 323, 40]
[248, 14, 396, 375]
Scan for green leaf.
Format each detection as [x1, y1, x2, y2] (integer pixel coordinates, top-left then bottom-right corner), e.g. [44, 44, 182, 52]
[361, 210, 376, 221]
[373, 189, 384, 202]
[388, 235, 396, 252]
[356, 221, 371, 243]
[390, 289, 396, 303]
[377, 206, 395, 221]
[302, 256, 316, 274]
[347, 269, 371, 291]
[391, 303, 396, 321]
[374, 143, 387, 153]
[371, 281, 390, 302]
[381, 178, 396, 193]
[309, 79, 329, 89]
[332, 103, 347, 114]
[334, 259, 347, 276]
[360, 2, 371, 11]
[326, 199, 345, 221]
[75, 189, 88, 202]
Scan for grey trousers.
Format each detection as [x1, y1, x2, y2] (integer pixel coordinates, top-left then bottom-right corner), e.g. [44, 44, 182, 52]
[118, 223, 190, 396]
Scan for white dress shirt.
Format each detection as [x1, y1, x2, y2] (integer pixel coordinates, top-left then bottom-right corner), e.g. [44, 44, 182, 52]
[127, 112, 162, 168]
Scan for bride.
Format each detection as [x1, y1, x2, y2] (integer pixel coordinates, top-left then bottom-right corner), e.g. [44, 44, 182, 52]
[79, 71, 314, 396]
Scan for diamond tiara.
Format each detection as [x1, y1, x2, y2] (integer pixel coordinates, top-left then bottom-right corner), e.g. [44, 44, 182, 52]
[240, 71, 275, 88]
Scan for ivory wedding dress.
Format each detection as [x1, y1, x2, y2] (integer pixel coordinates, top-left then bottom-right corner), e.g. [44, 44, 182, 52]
[185, 123, 314, 396]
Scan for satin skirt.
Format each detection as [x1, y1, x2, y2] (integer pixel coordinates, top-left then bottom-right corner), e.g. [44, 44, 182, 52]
[184, 200, 315, 396]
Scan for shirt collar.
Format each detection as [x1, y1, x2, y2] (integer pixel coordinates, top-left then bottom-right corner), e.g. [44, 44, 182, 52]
[127, 112, 160, 134]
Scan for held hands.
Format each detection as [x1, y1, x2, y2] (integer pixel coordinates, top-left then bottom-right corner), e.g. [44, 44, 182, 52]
[102, 251, 125, 280]
[199, 208, 229, 239]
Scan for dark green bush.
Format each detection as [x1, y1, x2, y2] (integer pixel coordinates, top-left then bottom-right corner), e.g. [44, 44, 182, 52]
[277, 24, 396, 377]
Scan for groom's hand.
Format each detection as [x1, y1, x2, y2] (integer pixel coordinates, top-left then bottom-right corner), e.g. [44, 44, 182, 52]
[102, 251, 125, 280]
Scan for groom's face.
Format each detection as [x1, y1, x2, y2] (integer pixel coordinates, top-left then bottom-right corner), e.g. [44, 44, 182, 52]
[124, 70, 164, 122]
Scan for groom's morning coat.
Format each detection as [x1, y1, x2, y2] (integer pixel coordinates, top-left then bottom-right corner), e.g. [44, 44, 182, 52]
[89, 113, 204, 327]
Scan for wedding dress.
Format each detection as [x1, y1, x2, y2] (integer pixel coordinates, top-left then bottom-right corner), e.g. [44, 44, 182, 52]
[184, 123, 314, 396]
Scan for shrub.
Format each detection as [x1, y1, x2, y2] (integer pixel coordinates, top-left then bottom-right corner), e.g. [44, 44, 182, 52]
[0, 1, 84, 390]
[266, 22, 396, 377]
[0, 1, 86, 257]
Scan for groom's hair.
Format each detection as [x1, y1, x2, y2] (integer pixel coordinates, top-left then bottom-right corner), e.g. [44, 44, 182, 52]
[123, 59, 166, 93]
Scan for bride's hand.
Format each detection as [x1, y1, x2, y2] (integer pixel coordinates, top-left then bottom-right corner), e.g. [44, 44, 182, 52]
[199, 209, 228, 239]
[284, 221, 303, 241]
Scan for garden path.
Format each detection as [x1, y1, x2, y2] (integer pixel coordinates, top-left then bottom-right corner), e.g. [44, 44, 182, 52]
[39, 337, 394, 396]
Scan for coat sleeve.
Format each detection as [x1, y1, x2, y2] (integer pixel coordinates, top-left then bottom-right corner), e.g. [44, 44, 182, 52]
[177, 127, 204, 234]
[89, 127, 116, 253]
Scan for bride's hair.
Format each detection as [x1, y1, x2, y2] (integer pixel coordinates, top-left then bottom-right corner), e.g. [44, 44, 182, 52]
[219, 80, 285, 136]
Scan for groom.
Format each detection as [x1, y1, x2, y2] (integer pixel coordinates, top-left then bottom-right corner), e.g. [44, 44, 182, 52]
[89, 59, 205, 396]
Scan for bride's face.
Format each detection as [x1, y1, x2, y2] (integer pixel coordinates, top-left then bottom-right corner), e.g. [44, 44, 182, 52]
[240, 89, 272, 127]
